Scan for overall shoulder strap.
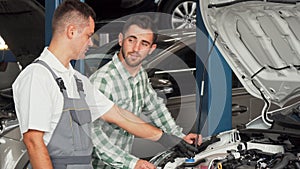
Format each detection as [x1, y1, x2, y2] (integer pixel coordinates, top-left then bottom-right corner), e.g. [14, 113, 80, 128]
[74, 75, 86, 96]
[74, 75, 83, 91]
[34, 60, 66, 92]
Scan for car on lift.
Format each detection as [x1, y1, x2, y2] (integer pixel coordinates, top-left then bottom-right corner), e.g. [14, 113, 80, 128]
[84, 0, 197, 29]
[58, 0, 197, 43]
[35, 0, 197, 30]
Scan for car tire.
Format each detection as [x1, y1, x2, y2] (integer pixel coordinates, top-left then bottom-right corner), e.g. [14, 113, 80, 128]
[160, 0, 197, 29]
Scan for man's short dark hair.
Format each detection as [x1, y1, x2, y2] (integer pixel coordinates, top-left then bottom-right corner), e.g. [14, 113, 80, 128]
[52, 0, 96, 34]
[122, 15, 158, 44]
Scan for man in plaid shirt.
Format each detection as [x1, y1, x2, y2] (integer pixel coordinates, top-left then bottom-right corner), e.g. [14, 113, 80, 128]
[90, 15, 202, 169]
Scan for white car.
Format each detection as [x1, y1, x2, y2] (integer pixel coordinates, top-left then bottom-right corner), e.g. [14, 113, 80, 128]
[149, 0, 300, 168]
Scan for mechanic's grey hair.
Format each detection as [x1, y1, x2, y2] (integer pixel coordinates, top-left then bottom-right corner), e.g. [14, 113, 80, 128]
[122, 15, 158, 44]
[52, 0, 96, 34]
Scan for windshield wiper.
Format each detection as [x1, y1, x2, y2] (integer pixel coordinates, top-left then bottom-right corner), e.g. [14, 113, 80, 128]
[208, 0, 263, 8]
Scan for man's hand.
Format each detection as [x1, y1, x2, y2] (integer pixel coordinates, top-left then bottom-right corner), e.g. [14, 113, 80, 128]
[183, 133, 202, 146]
[135, 160, 156, 169]
[157, 133, 198, 158]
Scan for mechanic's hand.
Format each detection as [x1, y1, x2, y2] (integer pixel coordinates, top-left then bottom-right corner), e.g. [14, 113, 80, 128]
[134, 160, 156, 169]
[183, 133, 202, 146]
[157, 133, 198, 158]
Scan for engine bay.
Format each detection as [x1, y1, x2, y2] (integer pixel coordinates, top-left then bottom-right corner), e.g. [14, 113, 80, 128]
[150, 103, 300, 169]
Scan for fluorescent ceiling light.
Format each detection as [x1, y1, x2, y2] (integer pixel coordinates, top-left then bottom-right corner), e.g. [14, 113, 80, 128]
[0, 36, 8, 50]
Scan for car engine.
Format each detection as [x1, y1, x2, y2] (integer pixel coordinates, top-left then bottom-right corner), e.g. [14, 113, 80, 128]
[150, 104, 300, 169]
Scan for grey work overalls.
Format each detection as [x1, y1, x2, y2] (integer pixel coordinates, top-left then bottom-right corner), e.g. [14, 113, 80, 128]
[36, 60, 93, 169]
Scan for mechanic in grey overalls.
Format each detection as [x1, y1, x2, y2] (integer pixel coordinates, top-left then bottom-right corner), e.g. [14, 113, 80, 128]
[37, 60, 93, 169]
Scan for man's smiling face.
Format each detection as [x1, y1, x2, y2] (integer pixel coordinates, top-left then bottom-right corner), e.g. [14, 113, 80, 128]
[119, 24, 156, 68]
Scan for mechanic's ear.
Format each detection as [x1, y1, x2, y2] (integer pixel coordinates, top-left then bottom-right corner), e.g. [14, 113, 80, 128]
[148, 44, 157, 55]
[67, 25, 76, 39]
[118, 33, 123, 46]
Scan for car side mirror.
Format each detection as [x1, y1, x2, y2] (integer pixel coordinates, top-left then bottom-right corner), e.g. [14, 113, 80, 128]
[150, 77, 174, 94]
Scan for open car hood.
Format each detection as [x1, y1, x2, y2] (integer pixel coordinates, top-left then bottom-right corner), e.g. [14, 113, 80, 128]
[0, 0, 44, 67]
[200, 0, 300, 107]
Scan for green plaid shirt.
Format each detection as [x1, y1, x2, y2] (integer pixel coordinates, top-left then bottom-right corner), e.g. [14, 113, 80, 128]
[89, 53, 185, 169]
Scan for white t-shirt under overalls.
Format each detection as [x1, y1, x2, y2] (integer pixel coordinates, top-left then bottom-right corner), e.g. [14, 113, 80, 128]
[13, 47, 114, 145]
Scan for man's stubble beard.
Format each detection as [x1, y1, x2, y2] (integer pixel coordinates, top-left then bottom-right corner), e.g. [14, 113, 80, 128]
[121, 47, 144, 67]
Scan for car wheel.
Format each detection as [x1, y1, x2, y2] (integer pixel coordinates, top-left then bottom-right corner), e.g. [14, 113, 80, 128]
[160, 0, 196, 29]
